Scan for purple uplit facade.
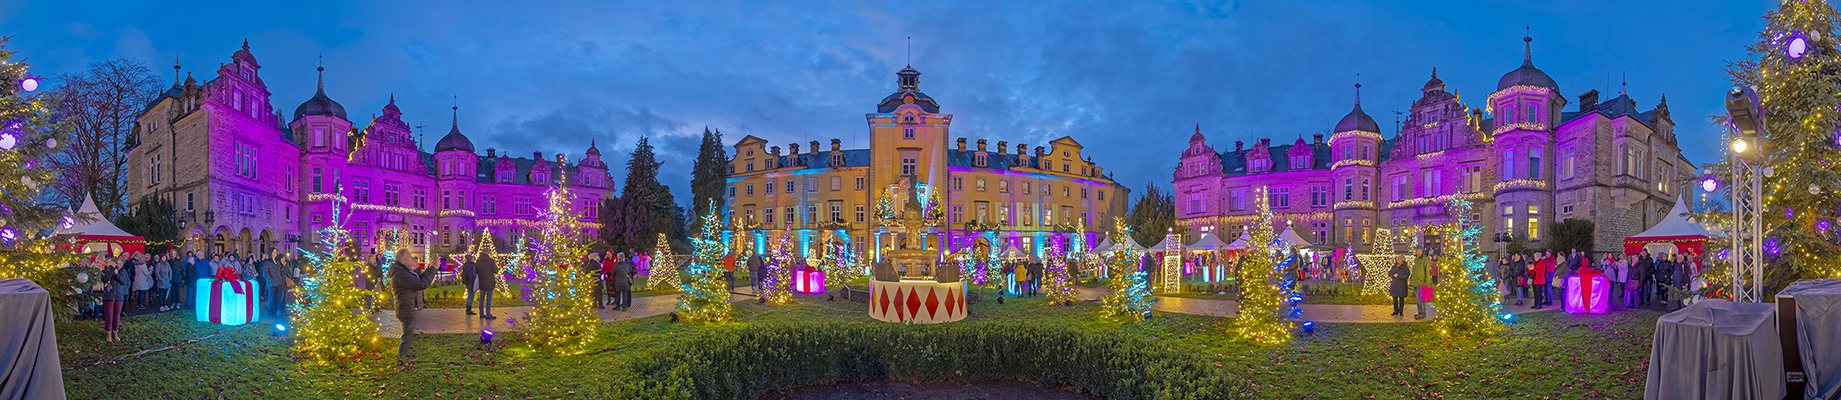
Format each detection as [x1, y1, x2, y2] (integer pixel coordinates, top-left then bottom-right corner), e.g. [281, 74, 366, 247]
[1174, 38, 1695, 254]
[126, 41, 612, 257]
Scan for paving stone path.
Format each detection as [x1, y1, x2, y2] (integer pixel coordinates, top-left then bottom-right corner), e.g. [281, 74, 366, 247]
[374, 292, 753, 338]
[1072, 286, 1561, 323]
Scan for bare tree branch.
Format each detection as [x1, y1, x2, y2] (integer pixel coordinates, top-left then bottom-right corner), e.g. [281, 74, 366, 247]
[47, 58, 160, 220]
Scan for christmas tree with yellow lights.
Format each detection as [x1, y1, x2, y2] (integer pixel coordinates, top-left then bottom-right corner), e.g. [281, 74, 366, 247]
[675, 204, 731, 322]
[1232, 187, 1297, 344]
[0, 37, 84, 322]
[759, 230, 794, 304]
[1043, 235, 1076, 304]
[1429, 200, 1506, 336]
[517, 157, 599, 354]
[293, 187, 382, 366]
[1099, 217, 1153, 320]
[1717, 0, 1841, 291]
[648, 233, 680, 291]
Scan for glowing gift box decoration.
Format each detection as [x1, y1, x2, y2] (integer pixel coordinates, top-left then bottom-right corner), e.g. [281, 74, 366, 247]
[195, 267, 261, 326]
[1564, 271, 1610, 315]
[793, 269, 826, 294]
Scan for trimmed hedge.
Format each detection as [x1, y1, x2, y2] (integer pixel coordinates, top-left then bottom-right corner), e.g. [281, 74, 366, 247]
[603, 321, 1244, 399]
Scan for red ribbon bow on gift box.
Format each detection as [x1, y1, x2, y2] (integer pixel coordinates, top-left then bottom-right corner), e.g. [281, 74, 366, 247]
[213, 267, 242, 282]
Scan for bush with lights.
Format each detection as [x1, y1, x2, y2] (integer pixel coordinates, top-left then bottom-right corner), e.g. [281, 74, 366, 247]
[1715, 0, 1841, 290]
[1429, 200, 1508, 336]
[1231, 187, 1300, 344]
[676, 204, 732, 322]
[292, 189, 382, 366]
[0, 37, 85, 322]
[1099, 217, 1153, 321]
[516, 163, 600, 354]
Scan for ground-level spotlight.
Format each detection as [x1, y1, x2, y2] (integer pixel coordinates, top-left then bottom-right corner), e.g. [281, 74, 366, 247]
[1300, 321, 1316, 335]
[273, 324, 288, 335]
[1501, 313, 1516, 323]
[481, 329, 495, 345]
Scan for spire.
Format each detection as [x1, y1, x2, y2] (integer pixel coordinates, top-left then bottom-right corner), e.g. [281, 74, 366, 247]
[315, 55, 325, 92]
[1620, 71, 1627, 96]
[451, 96, 459, 129]
[1522, 27, 1533, 65]
[1431, 67, 1437, 78]
[172, 57, 181, 86]
[1354, 73, 1362, 106]
[242, 39, 249, 51]
[388, 93, 395, 104]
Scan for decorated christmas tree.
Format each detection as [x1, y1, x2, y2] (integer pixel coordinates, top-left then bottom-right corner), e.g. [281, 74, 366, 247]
[1099, 217, 1153, 320]
[758, 229, 794, 304]
[1042, 235, 1077, 304]
[675, 204, 732, 322]
[1716, 0, 1841, 292]
[648, 233, 680, 291]
[1429, 200, 1507, 336]
[0, 37, 85, 322]
[517, 157, 599, 354]
[293, 187, 381, 366]
[1232, 187, 1299, 344]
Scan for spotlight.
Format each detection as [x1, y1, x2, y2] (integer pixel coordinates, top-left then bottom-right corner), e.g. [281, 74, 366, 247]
[1501, 313, 1516, 323]
[273, 324, 288, 336]
[1300, 321, 1316, 334]
[481, 329, 495, 344]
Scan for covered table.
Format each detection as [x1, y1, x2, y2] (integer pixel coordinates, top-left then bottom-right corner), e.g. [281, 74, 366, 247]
[0, 278, 67, 399]
[1645, 299, 1783, 400]
[1776, 279, 1841, 400]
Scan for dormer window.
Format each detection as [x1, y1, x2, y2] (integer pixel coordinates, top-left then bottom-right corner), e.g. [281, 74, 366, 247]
[974, 152, 987, 167]
[829, 153, 844, 167]
[1291, 156, 1308, 170]
[903, 114, 916, 123]
[1251, 158, 1271, 173]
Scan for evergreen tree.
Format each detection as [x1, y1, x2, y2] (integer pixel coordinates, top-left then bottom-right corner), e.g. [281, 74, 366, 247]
[1719, 1, 1841, 289]
[596, 196, 648, 251]
[1430, 200, 1507, 336]
[620, 137, 681, 252]
[1099, 217, 1154, 321]
[116, 196, 179, 254]
[1127, 183, 1176, 248]
[676, 203, 732, 322]
[521, 174, 599, 354]
[294, 188, 381, 367]
[690, 127, 728, 231]
[0, 37, 86, 322]
[1545, 218, 1595, 255]
[1231, 187, 1298, 344]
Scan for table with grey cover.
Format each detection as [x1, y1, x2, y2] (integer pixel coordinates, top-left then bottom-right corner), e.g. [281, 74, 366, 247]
[0, 278, 65, 400]
[1777, 278, 1841, 400]
[1645, 299, 1783, 400]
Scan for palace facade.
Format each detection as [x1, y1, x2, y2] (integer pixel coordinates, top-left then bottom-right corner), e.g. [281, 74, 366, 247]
[723, 66, 1131, 260]
[125, 41, 612, 257]
[1173, 36, 1693, 254]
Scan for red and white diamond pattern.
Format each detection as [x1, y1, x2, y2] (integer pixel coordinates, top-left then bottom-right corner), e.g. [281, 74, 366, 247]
[869, 281, 967, 323]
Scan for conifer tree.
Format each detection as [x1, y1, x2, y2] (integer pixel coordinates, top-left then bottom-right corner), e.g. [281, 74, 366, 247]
[648, 233, 680, 290]
[1430, 200, 1507, 336]
[0, 37, 85, 322]
[1231, 187, 1298, 344]
[676, 204, 732, 322]
[520, 161, 598, 354]
[1043, 235, 1076, 304]
[294, 187, 381, 366]
[690, 127, 728, 231]
[1099, 217, 1153, 320]
[1718, 1, 1841, 290]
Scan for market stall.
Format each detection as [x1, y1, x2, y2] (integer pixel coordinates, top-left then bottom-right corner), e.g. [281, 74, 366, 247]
[1186, 232, 1231, 282]
[55, 195, 145, 256]
[1623, 195, 1719, 256]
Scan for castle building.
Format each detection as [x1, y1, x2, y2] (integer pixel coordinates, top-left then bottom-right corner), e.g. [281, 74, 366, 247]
[724, 65, 1131, 259]
[1173, 36, 1692, 254]
[125, 41, 612, 257]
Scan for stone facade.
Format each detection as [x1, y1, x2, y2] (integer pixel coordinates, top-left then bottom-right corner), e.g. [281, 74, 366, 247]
[126, 41, 612, 257]
[1173, 37, 1692, 254]
[723, 66, 1132, 260]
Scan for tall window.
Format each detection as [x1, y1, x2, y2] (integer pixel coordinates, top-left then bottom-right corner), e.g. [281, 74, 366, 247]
[805, 206, 816, 225]
[805, 177, 817, 192]
[413, 188, 427, 209]
[829, 202, 842, 222]
[855, 176, 865, 190]
[951, 205, 963, 223]
[1526, 101, 1539, 125]
[1501, 150, 1515, 181]
[283, 165, 294, 192]
[1560, 147, 1575, 179]
[901, 157, 917, 176]
[1000, 180, 1010, 193]
[1188, 193, 1203, 211]
[765, 182, 775, 194]
[1528, 217, 1540, 240]
[384, 184, 400, 206]
[785, 179, 795, 193]
[354, 181, 370, 203]
[1341, 144, 1352, 161]
[1394, 176, 1408, 201]
[1503, 105, 1516, 124]
[149, 156, 160, 185]
[855, 205, 866, 223]
[830, 177, 842, 191]
[976, 178, 987, 192]
[1461, 166, 1482, 193]
[1270, 187, 1290, 208]
[312, 168, 323, 193]
[482, 196, 497, 215]
[1310, 185, 1328, 206]
[902, 128, 915, 139]
[1360, 178, 1370, 201]
[1528, 147, 1543, 179]
[952, 177, 962, 191]
[1231, 190, 1246, 211]
[765, 207, 775, 225]
[1343, 178, 1353, 201]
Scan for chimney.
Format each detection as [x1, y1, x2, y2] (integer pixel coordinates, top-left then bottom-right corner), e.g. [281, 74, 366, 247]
[1016, 143, 1026, 155]
[997, 141, 1007, 155]
[1035, 146, 1045, 158]
[976, 139, 987, 152]
[830, 138, 841, 151]
[533, 151, 543, 163]
[1313, 134, 1324, 144]
[789, 143, 800, 155]
[809, 141, 820, 154]
[769, 146, 780, 155]
[956, 138, 967, 151]
[486, 148, 496, 158]
[1578, 89, 1600, 112]
[1234, 141, 1244, 152]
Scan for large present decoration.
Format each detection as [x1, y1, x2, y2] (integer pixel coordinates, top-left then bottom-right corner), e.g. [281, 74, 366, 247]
[793, 269, 826, 294]
[1564, 269, 1610, 314]
[195, 267, 260, 326]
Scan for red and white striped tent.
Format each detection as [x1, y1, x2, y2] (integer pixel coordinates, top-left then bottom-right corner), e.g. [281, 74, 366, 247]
[1622, 195, 1718, 256]
[57, 195, 145, 256]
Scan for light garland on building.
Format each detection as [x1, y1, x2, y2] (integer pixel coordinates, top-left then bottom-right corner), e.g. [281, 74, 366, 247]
[1383, 192, 1490, 210]
[1429, 200, 1508, 336]
[515, 170, 598, 354]
[676, 205, 733, 322]
[1099, 217, 1153, 320]
[1333, 201, 1376, 210]
[293, 188, 381, 367]
[350, 203, 434, 216]
[1232, 187, 1300, 344]
[1330, 159, 1376, 168]
[1492, 179, 1549, 193]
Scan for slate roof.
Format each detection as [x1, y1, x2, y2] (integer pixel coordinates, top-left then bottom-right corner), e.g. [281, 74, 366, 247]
[1216, 142, 1332, 176]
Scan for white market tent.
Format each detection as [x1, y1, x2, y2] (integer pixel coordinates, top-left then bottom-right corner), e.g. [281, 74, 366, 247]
[56, 194, 146, 255]
[1149, 235, 1184, 252]
[1091, 237, 1115, 253]
[1186, 232, 1230, 251]
[1000, 245, 1030, 259]
[1112, 233, 1147, 252]
[1222, 230, 1254, 250]
[1273, 225, 1316, 249]
[1622, 195, 1721, 255]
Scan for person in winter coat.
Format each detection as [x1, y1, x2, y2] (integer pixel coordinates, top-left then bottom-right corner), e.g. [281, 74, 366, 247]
[1605, 254, 1626, 306]
[152, 254, 172, 311]
[474, 253, 499, 319]
[1388, 257, 1411, 316]
[131, 253, 153, 309]
[746, 252, 766, 292]
[461, 255, 479, 315]
[390, 249, 436, 362]
[102, 259, 131, 342]
[612, 252, 637, 311]
[264, 250, 289, 317]
[1670, 253, 1690, 310]
[1635, 251, 1655, 306]
[1527, 253, 1551, 309]
[1409, 249, 1434, 319]
[187, 252, 209, 308]
[166, 251, 187, 310]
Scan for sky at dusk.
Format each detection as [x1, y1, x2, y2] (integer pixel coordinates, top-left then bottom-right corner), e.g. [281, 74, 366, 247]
[1, 0, 1772, 203]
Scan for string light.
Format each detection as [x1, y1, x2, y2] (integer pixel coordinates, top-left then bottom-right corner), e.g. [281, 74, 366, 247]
[647, 233, 680, 290]
[1043, 234, 1076, 303]
[1429, 200, 1508, 336]
[675, 204, 733, 322]
[1098, 217, 1154, 320]
[759, 228, 794, 304]
[515, 162, 599, 354]
[1232, 187, 1301, 344]
[293, 187, 383, 367]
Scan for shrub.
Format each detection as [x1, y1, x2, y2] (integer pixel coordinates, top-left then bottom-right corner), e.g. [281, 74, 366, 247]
[603, 321, 1244, 399]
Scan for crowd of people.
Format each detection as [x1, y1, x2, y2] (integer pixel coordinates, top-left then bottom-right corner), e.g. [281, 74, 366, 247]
[1494, 248, 1704, 311]
[85, 249, 303, 342]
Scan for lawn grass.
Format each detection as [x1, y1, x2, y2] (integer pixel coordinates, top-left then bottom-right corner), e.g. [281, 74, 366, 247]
[58, 291, 1659, 399]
